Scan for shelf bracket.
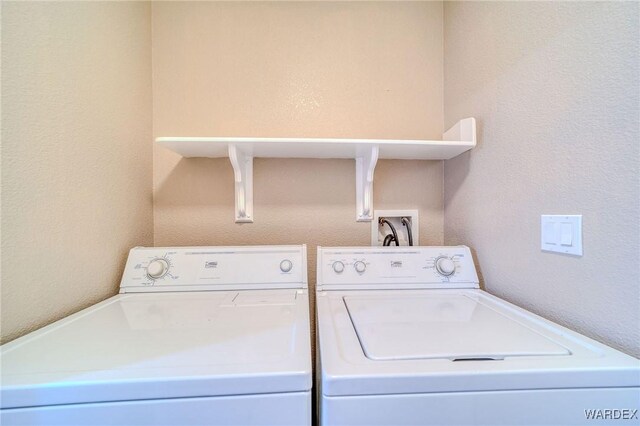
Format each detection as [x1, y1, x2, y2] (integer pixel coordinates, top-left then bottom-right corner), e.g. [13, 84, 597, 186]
[228, 144, 254, 223]
[355, 146, 379, 222]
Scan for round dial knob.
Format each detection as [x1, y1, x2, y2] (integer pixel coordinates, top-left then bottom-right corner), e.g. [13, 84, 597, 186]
[147, 258, 169, 279]
[280, 259, 293, 273]
[332, 261, 345, 274]
[354, 261, 366, 273]
[435, 257, 456, 276]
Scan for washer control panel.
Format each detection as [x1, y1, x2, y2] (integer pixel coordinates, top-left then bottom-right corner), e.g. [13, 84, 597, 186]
[317, 246, 479, 290]
[120, 245, 307, 293]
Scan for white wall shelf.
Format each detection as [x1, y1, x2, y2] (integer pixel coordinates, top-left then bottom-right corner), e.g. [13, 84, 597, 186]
[157, 117, 476, 223]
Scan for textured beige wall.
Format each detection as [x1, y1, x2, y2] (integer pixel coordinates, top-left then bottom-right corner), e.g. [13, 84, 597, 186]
[444, 2, 639, 357]
[153, 2, 445, 289]
[1, 2, 153, 343]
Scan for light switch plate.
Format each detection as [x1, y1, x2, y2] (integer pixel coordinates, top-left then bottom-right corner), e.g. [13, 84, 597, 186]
[541, 215, 582, 256]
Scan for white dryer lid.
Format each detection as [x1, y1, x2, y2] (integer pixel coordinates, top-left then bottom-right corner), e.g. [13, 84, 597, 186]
[1, 290, 311, 409]
[345, 294, 570, 360]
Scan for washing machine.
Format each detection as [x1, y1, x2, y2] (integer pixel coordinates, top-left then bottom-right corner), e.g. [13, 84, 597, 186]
[1, 245, 312, 425]
[316, 246, 640, 426]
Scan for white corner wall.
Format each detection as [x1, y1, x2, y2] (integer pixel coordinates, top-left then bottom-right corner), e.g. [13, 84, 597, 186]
[444, 2, 639, 357]
[1, 2, 153, 343]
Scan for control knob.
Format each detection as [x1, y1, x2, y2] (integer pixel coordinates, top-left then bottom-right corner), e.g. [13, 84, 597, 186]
[147, 258, 169, 279]
[280, 259, 293, 273]
[332, 261, 345, 274]
[354, 261, 366, 273]
[435, 257, 456, 276]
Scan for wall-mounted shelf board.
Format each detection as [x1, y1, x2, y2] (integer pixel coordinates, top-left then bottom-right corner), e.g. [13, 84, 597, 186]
[157, 117, 476, 223]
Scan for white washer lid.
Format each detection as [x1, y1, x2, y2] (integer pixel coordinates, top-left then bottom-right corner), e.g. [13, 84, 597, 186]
[345, 294, 570, 360]
[317, 289, 640, 397]
[1, 290, 311, 409]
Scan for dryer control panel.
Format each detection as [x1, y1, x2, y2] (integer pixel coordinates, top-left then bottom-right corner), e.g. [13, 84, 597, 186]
[120, 245, 307, 293]
[317, 246, 479, 290]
